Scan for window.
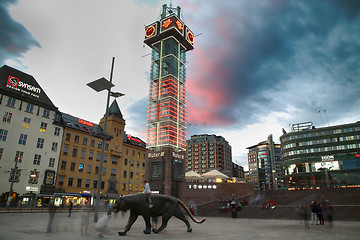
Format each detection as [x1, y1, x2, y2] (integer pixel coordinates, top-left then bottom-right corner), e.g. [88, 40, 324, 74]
[65, 133, 71, 141]
[111, 168, 116, 176]
[0, 129, 8, 141]
[28, 170, 39, 184]
[102, 167, 106, 176]
[51, 142, 58, 152]
[98, 141, 102, 149]
[42, 108, 50, 118]
[96, 153, 101, 161]
[15, 151, 24, 162]
[87, 164, 92, 173]
[49, 158, 55, 167]
[25, 103, 34, 113]
[3, 111, 12, 123]
[18, 134, 27, 145]
[124, 158, 128, 165]
[95, 166, 99, 175]
[89, 151, 93, 160]
[40, 122, 47, 133]
[79, 163, 84, 172]
[105, 143, 109, 150]
[85, 179, 90, 188]
[90, 139, 95, 147]
[36, 138, 44, 148]
[0, 148, 4, 160]
[63, 145, 69, 155]
[123, 171, 127, 178]
[136, 172, 139, 180]
[54, 127, 60, 136]
[68, 177, 73, 187]
[74, 135, 79, 143]
[126, 148, 129, 155]
[132, 150, 135, 157]
[77, 179, 82, 188]
[112, 156, 118, 164]
[60, 160, 67, 170]
[70, 162, 75, 171]
[130, 172, 134, 179]
[93, 180, 97, 188]
[72, 148, 77, 157]
[6, 97, 16, 107]
[58, 176, 64, 186]
[101, 181, 105, 189]
[23, 117, 31, 128]
[83, 137, 88, 145]
[104, 155, 107, 162]
[81, 149, 86, 158]
[33, 154, 41, 165]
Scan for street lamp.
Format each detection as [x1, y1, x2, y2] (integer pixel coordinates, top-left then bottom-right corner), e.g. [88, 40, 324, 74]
[87, 57, 124, 222]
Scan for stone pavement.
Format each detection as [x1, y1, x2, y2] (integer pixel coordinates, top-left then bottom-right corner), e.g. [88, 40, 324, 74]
[0, 211, 359, 240]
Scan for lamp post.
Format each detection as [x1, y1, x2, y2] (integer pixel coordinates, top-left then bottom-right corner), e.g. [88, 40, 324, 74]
[87, 57, 124, 222]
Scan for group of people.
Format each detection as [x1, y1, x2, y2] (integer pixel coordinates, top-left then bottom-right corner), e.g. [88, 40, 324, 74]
[308, 196, 334, 228]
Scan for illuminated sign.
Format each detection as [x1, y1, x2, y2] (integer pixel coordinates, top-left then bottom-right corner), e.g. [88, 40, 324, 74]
[6, 75, 41, 98]
[292, 122, 313, 132]
[186, 28, 194, 45]
[172, 152, 184, 159]
[78, 118, 94, 127]
[127, 134, 142, 143]
[321, 155, 334, 161]
[148, 152, 165, 158]
[145, 24, 156, 38]
[160, 15, 184, 35]
[25, 186, 39, 192]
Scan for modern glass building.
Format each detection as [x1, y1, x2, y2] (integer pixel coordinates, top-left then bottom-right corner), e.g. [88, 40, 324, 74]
[280, 121, 360, 189]
[247, 135, 282, 190]
[144, 4, 194, 151]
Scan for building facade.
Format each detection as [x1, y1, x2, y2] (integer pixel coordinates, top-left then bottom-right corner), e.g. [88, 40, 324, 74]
[55, 100, 147, 204]
[0, 65, 63, 204]
[247, 134, 282, 190]
[187, 134, 233, 177]
[280, 121, 360, 189]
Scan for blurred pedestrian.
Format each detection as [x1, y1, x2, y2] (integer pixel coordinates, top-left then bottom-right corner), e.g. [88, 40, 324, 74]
[95, 214, 110, 239]
[317, 203, 324, 225]
[310, 201, 318, 225]
[68, 200, 73, 217]
[47, 199, 56, 233]
[80, 201, 90, 236]
[143, 180, 153, 208]
[326, 201, 334, 229]
[300, 202, 309, 229]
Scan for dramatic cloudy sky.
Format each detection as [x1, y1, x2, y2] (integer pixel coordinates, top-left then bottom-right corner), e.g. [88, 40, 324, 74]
[2, 0, 360, 170]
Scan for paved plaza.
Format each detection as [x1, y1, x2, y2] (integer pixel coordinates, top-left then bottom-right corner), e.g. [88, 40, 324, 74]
[0, 211, 359, 240]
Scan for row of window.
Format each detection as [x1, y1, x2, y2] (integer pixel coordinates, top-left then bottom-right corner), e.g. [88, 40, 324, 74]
[0, 148, 56, 167]
[58, 176, 144, 191]
[4, 96, 51, 118]
[282, 126, 360, 142]
[283, 135, 360, 150]
[283, 143, 360, 157]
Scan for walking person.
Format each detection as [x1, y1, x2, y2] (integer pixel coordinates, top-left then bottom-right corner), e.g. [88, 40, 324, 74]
[68, 200, 73, 217]
[310, 201, 318, 225]
[47, 199, 56, 233]
[80, 201, 90, 236]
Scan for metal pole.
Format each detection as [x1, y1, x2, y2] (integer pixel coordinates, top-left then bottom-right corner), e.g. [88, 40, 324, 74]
[127, 159, 132, 194]
[94, 57, 115, 222]
[7, 157, 19, 211]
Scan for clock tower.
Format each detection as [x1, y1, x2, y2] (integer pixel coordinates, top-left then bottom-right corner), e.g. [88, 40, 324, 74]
[144, 4, 194, 196]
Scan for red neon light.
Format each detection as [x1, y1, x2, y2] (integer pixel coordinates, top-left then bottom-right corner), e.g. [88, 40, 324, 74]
[78, 119, 94, 127]
[175, 20, 183, 30]
[187, 30, 194, 44]
[356, 154, 360, 158]
[162, 19, 172, 28]
[127, 134, 142, 143]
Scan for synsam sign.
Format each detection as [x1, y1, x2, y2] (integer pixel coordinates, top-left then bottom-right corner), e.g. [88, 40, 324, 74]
[6, 75, 41, 98]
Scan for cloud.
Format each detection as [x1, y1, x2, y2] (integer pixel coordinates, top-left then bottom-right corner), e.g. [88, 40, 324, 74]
[0, 0, 40, 66]
[184, 0, 360, 131]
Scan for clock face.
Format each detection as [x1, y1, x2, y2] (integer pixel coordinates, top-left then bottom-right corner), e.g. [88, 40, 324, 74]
[145, 24, 156, 38]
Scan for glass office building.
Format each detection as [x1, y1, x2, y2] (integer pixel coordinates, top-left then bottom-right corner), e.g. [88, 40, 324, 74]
[280, 121, 360, 189]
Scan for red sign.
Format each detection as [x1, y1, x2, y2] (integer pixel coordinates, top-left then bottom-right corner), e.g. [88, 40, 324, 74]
[7, 75, 19, 87]
[356, 154, 360, 158]
[162, 19, 172, 28]
[127, 134, 142, 143]
[78, 118, 94, 127]
[186, 29, 194, 44]
[145, 25, 156, 38]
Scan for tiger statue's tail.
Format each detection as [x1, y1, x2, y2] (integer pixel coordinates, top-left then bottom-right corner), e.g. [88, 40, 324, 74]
[178, 200, 206, 224]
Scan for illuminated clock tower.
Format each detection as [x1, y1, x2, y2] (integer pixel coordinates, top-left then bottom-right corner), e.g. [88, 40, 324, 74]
[144, 4, 194, 196]
[144, 4, 194, 151]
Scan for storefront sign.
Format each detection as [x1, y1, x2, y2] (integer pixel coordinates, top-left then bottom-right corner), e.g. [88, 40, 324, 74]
[78, 118, 94, 127]
[321, 155, 334, 161]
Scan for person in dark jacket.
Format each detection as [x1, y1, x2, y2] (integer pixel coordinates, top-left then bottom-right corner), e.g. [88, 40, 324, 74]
[310, 201, 318, 225]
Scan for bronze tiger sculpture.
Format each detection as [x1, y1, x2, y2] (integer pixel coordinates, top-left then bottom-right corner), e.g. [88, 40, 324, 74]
[114, 193, 206, 235]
